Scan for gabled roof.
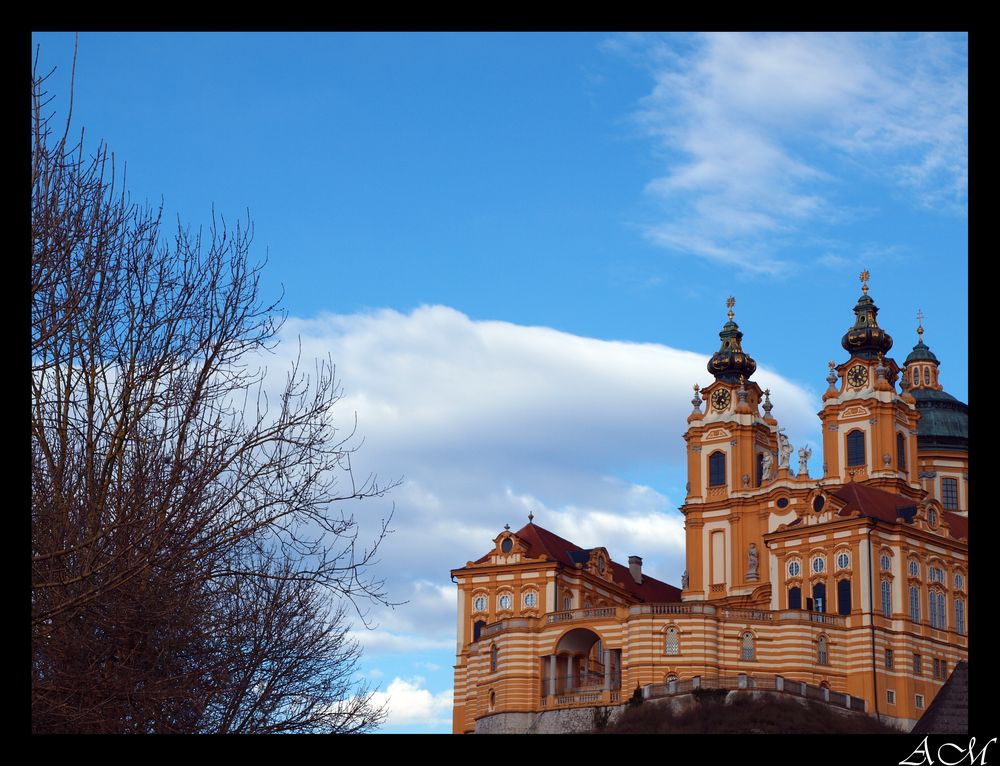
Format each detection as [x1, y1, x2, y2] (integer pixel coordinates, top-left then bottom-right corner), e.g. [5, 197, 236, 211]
[475, 522, 681, 603]
[830, 483, 967, 541]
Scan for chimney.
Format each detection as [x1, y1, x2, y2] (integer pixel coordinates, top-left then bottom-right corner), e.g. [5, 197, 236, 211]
[628, 555, 643, 585]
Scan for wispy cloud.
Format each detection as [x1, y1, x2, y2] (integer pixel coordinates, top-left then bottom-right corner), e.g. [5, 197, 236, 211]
[610, 32, 967, 273]
[261, 305, 820, 651]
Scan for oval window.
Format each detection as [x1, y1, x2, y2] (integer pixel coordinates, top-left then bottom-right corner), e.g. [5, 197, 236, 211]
[501, 537, 513, 553]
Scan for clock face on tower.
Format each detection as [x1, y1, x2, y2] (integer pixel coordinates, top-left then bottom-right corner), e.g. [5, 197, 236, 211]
[847, 364, 869, 388]
[711, 388, 731, 411]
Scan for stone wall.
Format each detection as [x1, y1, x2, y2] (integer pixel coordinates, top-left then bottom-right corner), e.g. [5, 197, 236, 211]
[474, 704, 628, 734]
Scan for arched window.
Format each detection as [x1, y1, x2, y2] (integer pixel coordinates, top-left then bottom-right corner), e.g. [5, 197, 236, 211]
[837, 578, 852, 616]
[741, 632, 755, 661]
[846, 430, 866, 467]
[818, 635, 829, 665]
[909, 587, 921, 623]
[490, 644, 499, 673]
[881, 580, 892, 618]
[897, 433, 906, 471]
[788, 586, 802, 610]
[813, 582, 827, 613]
[955, 598, 965, 635]
[880, 553, 891, 572]
[924, 367, 931, 385]
[665, 626, 680, 656]
[473, 620, 486, 642]
[709, 451, 726, 486]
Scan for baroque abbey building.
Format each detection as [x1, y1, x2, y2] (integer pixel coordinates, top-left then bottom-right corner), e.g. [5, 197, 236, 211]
[450, 275, 968, 733]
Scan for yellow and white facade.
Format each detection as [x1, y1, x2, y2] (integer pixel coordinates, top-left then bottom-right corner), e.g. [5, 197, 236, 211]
[451, 276, 968, 733]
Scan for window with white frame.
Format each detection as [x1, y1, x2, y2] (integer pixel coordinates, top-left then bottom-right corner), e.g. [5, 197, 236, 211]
[836, 551, 850, 570]
[741, 632, 755, 661]
[887, 689, 896, 705]
[818, 635, 828, 665]
[954, 573, 965, 590]
[665, 626, 680, 656]
[916, 694, 924, 709]
[880, 553, 891, 572]
[812, 556, 825, 574]
[881, 580, 892, 618]
[942, 478, 958, 510]
[909, 586, 921, 623]
[908, 560, 919, 578]
[788, 560, 801, 577]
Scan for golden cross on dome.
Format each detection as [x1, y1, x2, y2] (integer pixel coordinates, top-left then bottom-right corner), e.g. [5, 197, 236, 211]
[726, 295, 735, 320]
[917, 308, 925, 337]
[860, 269, 870, 295]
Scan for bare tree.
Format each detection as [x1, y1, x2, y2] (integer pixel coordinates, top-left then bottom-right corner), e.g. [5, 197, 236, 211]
[31, 43, 395, 734]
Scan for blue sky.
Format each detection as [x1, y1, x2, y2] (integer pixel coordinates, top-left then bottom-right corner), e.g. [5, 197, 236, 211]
[32, 32, 967, 733]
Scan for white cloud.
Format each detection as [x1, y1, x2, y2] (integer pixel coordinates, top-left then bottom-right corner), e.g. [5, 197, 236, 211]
[370, 677, 454, 727]
[259, 305, 820, 670]
[614, 32, 967, 272]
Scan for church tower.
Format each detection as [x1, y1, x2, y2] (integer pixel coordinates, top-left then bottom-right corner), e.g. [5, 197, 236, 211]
[681, 298, 779, 605]
[818, 271, 921, 497]
[901, 313, 969, 514]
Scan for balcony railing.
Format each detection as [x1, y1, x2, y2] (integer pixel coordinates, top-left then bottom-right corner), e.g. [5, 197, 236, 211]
[546, 607, 618, 624]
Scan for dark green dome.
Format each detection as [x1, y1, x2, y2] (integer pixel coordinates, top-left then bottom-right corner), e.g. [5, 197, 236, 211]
[905, 338, 939, 365]
[841, 292, 894, 360]
[707, 317, 757, 384]
[911, 387, 968, 452]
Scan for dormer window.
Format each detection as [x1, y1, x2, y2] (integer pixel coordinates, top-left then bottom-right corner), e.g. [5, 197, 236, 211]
[501, 537, 513, 554]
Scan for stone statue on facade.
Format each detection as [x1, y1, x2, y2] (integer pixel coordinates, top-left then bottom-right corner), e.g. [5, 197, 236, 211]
[681, 569, 689, 590]
[747, 543, 759, 580]
[778, 430, 793, 470]
[798, 445, 812, 477]
[760, 450, 774, 483]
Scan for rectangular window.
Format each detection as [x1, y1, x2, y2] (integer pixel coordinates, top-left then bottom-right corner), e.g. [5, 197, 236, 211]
[885, 649, 894, 669]
[941, 477, 959, 510]
[916, 694, 924, 710]
[887, 690, 895, 705]
[933, 658, 941, 679]
[913, 654, 922, 675]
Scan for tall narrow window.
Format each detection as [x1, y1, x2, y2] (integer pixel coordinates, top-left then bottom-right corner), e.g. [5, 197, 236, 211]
[813, 582, 827, 613]
[665, 627, 679, 656]
[929, 590, 939, 628]
[490, 644, 498, 673]
[881, 580, 892, 618]
[847, 430, 866, 466]
[924, 367, 931, 385]
[955, 598, 965, 635]
[837, 579, 852, 616]
[885, 649, 894, 669]
[741, 632, 755, 661]
[941, 478, 959, 510]
[936, 592, 946, 629]
[709, 451, 726, 486]
[818, 636, 828, 665]
[913, 654, 922, 674]
[788, 586, 802, 610]
[909, 586, 921, 623]
[897, 433, 906, 471]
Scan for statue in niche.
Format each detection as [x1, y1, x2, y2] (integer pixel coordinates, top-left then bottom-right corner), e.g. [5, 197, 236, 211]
[760, 450, 774, 482]
[747, 543, 759, 579]
[681, 570, 689, 590]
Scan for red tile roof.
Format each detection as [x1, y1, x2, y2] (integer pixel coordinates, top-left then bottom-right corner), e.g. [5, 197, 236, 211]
[832, 483, 966, 541]
[476, 522, 681, 603]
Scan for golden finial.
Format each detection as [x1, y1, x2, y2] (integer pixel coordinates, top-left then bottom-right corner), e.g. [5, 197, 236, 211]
[726, 295, 735, 320]
[860, 269, 870, 295]
[828, 360, 836, 370]
[693, 383, 700, 392]
[917, 308, 924, 338]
